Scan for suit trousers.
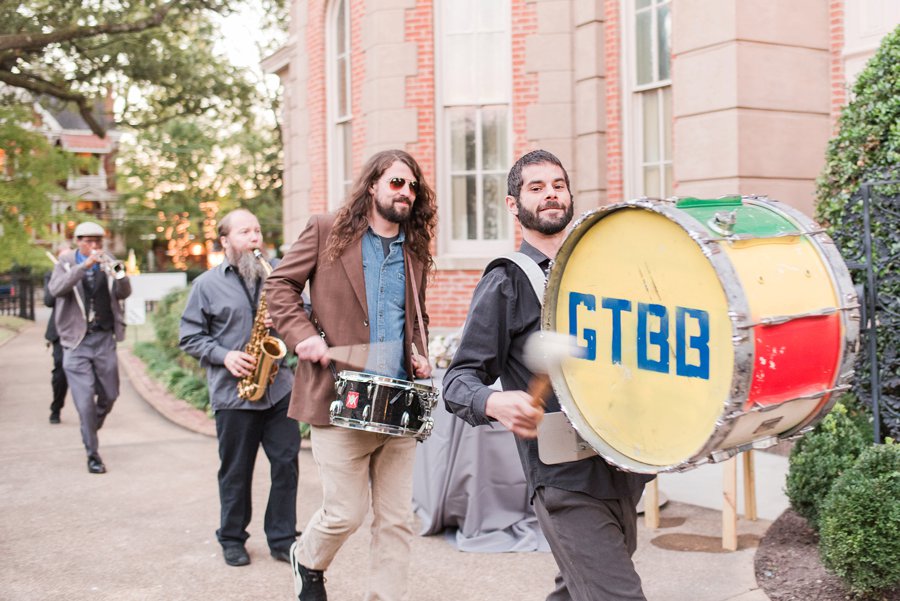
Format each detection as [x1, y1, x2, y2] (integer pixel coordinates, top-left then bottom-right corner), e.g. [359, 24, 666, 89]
[534, 486, 646, 601]
[62, 330, 119, 458]
[297, 425, 416, 601]
[50, 339, 68, 414]
[214, 394, 300, 552]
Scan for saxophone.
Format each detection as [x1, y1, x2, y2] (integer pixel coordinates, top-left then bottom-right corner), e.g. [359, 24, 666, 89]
[237, 249, 288, 401]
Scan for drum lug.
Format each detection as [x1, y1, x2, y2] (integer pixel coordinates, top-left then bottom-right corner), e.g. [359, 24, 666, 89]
[335, 380, 347, 395]
[400, 412, 410, 428]
[329, 400, 343, 417]
[406, 390, 415, 407]
[367, 382, 374, 399]
[362, 404, 371, 422]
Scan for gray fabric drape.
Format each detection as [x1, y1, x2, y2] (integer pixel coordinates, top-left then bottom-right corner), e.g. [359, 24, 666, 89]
[413, 372, 549, 552]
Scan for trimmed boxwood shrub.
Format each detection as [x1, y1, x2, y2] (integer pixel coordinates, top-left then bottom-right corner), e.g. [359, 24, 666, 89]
[819, 441, 900, 598]
[785, 402, 870, 530]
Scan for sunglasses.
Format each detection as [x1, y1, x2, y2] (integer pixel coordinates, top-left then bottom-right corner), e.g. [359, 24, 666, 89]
[388, 177, 420, 194]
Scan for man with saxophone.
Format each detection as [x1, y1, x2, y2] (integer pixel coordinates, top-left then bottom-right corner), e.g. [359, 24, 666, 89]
[48, 221, 131, 474]
[179, 208, 300, 568]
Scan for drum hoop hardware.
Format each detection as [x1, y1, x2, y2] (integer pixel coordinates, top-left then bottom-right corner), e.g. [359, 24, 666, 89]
[723, 384, 854, 421]
[701, 228, 828, 243]
[737, 305, 859, 328]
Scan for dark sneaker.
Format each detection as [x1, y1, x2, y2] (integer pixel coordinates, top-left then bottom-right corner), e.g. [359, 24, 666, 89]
[87, 455, 106, 474]
[290, 541, 327, 600]
[223, 545, 250, 567]
[49, 413, 61, 424]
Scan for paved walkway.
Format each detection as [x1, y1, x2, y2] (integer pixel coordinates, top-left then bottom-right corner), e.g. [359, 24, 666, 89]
[1, 312, 783, 600]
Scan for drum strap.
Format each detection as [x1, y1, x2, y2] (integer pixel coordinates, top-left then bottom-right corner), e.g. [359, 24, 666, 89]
[484, 252, 546, 306]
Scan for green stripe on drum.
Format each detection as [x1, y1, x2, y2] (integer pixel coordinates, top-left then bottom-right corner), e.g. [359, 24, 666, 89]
[676, 197, 800, 238]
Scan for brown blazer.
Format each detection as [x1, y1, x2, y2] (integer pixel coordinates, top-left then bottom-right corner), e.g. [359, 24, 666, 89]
[265, 213, 430, 426]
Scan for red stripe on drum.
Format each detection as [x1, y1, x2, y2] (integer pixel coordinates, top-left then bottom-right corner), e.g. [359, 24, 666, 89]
[746, 313, 842, 409]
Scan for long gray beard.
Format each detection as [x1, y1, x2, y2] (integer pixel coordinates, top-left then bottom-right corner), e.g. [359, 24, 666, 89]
[233, 250, 267, 283]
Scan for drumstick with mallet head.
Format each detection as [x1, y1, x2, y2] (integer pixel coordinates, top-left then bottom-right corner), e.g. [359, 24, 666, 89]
[522, 331, 585, 410]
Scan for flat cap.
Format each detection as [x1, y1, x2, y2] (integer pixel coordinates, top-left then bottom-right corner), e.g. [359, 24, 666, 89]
[73, 221, 106, 238]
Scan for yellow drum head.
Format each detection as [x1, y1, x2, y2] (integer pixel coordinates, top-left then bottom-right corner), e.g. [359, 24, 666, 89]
[548, 207, 735, 468]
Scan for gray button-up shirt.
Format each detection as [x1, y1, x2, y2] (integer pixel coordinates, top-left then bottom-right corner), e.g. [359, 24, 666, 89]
[179, 260, 293, 411]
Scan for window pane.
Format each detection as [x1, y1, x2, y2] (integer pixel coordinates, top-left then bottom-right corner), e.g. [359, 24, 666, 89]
[444, 0, 476, 33]
[642, 92, 660, 163]
[449, 109, 476, 171]
[635, 10, 653, 86]
[481, 107, 507, 170]
[636, 0, 651, 9]
[477, 32, 509, 102]
[336, 57, 348, 117]
[643, 166, 660, 198]
[482, 174, 507, 240]
[664, 164, 673, 197]
[342, 122, 353, 188]
[451, 175, 477, 240]
[443, 36, 476, 103]
[480, 0, 506, 30]
[657, 3, 671, 81]
[336, 0, 347, 53]
[662, 86, 672, 160]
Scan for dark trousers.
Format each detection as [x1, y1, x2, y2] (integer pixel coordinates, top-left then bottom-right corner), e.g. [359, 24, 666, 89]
[49, 340, 67, 414]
[534, 486, 646, 601]
[214, 394, 300, 552]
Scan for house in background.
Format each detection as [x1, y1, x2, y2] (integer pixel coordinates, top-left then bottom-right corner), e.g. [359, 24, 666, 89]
[264, 0, 900, 330]
[33, 97, 124, 254]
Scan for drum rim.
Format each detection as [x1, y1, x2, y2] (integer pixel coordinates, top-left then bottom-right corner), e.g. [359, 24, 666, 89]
[337, 370, 438, 394]
[542, 198, 755, 474]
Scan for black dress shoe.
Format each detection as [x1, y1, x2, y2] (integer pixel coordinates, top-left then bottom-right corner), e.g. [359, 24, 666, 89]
[87, 455, 106, 474]
[49, 413, 61, 424]
[271, 548, 291, 563]
[223, 546, 250, 567]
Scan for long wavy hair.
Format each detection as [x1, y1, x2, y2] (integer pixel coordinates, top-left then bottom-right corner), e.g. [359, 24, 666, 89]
[326, 149, 436, 272]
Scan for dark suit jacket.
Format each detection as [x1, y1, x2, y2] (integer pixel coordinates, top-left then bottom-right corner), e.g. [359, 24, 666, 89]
[266, 213, 429, 426]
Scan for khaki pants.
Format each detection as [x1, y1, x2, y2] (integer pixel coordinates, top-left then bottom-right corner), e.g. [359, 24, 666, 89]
[296, 425, 416, 601]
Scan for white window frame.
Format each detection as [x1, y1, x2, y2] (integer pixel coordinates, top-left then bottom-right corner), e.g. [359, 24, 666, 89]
[326, 0, 352, 210]
[435, 0, 514, 262]
[621, 0, 673, 201]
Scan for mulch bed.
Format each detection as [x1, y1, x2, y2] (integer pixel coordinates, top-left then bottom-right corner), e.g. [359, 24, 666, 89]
[754, 508, 900, 601]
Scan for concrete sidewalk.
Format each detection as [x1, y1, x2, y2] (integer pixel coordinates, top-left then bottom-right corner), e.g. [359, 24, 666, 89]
[1, 313, 780, 600]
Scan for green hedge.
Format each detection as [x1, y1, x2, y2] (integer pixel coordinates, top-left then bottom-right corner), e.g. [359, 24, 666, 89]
[819, 441, 900, 597]
[785, 402, 870, 530]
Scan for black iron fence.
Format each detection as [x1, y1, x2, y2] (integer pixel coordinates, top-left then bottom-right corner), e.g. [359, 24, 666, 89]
[828, 179, 900, 441]
[0, 269, 37, 321]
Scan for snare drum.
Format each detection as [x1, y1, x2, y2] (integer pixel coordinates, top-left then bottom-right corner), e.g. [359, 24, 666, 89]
[543, 196, 860, 473]
[330, 371, 438, 441]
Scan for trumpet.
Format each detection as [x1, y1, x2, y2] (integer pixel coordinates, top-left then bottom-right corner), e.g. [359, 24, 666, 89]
[91, 250, 127, 280]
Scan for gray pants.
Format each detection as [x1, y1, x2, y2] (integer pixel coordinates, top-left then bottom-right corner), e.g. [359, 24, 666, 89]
[534, 486, 646, 601]
[62, 331, 119, 458]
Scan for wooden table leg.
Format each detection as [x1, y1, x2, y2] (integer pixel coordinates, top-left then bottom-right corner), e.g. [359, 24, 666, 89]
[722, 456, 738, 551]
[644, 478, 660, 529]
[743, 450, 758, 521]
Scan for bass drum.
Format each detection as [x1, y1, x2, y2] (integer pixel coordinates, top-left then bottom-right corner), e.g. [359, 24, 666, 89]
[543, 196, 860, 473]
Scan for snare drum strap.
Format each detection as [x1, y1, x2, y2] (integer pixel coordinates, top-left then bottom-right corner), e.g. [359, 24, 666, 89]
[484, 252, 546, 307]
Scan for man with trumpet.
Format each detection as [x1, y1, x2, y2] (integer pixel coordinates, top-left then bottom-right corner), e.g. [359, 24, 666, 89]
[179, 208, 300, 568]
[48, 221, 131, 474]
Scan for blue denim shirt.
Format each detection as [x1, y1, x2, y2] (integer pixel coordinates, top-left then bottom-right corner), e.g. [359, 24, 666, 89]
[361, 228, 407, 380]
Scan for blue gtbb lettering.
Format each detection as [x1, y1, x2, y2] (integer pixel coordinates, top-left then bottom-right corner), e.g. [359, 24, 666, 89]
[675, 307, 710, 379]
[569, 292, 597, 360]
[601, 297, 632, 364]
[637, 302, 669, 373]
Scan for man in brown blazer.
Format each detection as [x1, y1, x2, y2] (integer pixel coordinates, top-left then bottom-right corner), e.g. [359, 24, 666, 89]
[266, 149, 435, 601]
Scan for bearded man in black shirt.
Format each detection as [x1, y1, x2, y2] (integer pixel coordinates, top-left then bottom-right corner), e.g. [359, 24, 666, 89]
[442, 149, 652, 601]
